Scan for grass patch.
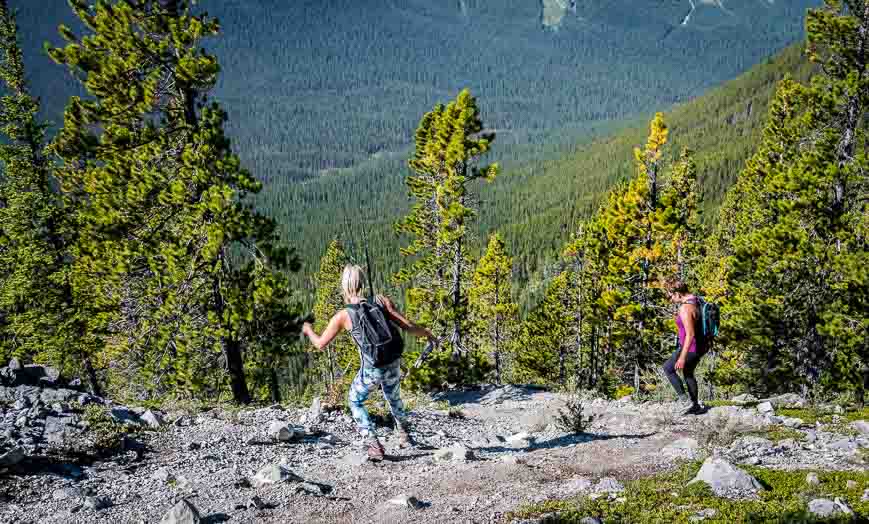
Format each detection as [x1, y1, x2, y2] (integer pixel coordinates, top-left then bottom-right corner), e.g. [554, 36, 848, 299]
[759, 426, 807, 443]
[779, 407, 869, 425]
[505, 463, 869, 523]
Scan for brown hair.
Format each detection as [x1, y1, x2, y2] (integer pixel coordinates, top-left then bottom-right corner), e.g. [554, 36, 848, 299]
[662, 277, 689, 294]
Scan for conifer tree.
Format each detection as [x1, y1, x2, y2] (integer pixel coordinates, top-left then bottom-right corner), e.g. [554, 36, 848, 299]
[0, 0, 103, 394]
[311, 239, 356, 383]
[717, 1, 869, 396]
[49, 0, 296, 403]
[469, 233, 517, 383]
[394, 89, 498, 386]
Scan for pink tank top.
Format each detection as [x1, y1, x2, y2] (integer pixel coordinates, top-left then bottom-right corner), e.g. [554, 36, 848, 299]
[676, 296, 702, 353]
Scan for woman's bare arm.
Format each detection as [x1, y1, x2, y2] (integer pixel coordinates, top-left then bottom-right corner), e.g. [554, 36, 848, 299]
[377, 295, 433, 340]
[302, 310, 350, 350]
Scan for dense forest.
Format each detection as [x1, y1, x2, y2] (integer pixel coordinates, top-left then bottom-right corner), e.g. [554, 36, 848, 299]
[0, 0, 864, 408]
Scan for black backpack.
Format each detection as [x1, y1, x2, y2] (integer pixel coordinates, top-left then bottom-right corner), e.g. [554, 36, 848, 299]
[346, 300, 404, 368]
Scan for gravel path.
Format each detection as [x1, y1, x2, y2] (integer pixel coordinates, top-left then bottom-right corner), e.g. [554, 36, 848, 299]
[2, 385, 866, 524]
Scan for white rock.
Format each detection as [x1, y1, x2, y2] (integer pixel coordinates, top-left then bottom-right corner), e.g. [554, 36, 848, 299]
[756, 401, 774, 415]
[500, 454, 527, 466]
[562, 476, 592, 494]
[52, 487, 82, 501]
[506, 431, 534, 448]
[846, 480, 857, 490]
[252, 464, 302, 487]
[766, 393, 804, 408]
[152, 467, 175, 483]
[851, 420, 869, 436]
[805, 473, 819, 485]
[141, 410, 163, 428]
[593, 477, 624, 494]
[160, 499, 201, 524]
[268, 420, 294, 442]
[862, 489, 869, 502]
[388, 494, 423, 509]
[808, 498, 852, 518]
[688, 457, 763, 498]
[434, 445, 474, 463]
[661, 438, 701, 460]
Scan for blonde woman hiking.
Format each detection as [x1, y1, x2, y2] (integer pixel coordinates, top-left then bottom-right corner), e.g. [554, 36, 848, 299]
[302, 264, 434, 461]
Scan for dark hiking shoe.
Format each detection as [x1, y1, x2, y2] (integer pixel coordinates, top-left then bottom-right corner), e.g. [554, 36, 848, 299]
[683, 404, 706, 416]
[366, 437, 385, 461]
[396, 423, 415, 449]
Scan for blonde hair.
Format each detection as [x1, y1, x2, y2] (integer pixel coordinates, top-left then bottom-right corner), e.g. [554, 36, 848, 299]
[341, 264, 366, 303]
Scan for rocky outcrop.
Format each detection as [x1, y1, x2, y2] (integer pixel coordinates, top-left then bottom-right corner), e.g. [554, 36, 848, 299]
[689, 457, 763, 498]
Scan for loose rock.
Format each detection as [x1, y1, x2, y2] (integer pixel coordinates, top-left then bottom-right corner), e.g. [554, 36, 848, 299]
[592, 477, 624, 494]
[84, 495, 112, 511]
[434, 444, 474, 463]
[756, 402, 774, 416]
[688, 457, 763, 498]
[807, 498, 852, 518]
[160, 499, 201, 524]
[252, 464, 302, 487]
[388, 494, 424, 510]
[805, 473, 819, 486]
[141, 410, 163, 428]
[268, 420, 294, 442]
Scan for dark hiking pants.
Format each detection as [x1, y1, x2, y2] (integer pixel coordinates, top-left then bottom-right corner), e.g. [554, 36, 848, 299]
[663, 347, 706, 405]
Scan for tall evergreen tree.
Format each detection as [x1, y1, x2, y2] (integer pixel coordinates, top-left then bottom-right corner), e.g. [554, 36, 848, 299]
[717, 0, 869, 397]
[469, 233, 518, 384]
[49, 0, 296, 403]
[0, 0, 103, 394]
[311, 239, 356, 383]
[394, 89, 498, 387]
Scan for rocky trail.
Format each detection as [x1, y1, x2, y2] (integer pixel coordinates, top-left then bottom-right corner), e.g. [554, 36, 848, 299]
[1, 361, 867, 524]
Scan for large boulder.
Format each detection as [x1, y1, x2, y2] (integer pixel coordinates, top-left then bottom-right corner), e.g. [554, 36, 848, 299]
[688, 457, 763, 498]
[755, 401, 774, 416]
[807, 498, 852, 518]
[851, 420, 869, 436]
[160, 499, 201, 524]
[141, 410, 163, 428]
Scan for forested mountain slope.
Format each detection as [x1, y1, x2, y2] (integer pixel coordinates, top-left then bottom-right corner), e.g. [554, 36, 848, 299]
[18, 0, 815, 182]
[269, 44, 814, 302]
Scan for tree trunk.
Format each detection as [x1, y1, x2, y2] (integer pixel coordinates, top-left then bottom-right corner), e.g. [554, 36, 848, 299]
[269, 366, 281, 404]
[214, 253, 251, 405]
[494, 270, 501, 384]
[83, 354, 102, 398]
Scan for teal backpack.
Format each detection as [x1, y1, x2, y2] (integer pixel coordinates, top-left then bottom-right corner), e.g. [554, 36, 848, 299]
[694, 296, 721, 342]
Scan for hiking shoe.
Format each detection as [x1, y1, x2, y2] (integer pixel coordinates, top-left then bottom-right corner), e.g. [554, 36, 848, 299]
[683, 404, 706, 416]
[396, 423, 415, 449]
[366, 437, 385, 461]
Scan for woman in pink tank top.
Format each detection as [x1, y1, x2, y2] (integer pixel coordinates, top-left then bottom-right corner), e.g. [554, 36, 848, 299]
[662, 278, 708, 415]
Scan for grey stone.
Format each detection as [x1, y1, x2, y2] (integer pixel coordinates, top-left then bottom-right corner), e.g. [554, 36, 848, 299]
[846, 480, 857, 490]
[766, 393, 804, 408]
[268, 420, 294, 442]
[43, 415, 77, 446]
[851, 420, 869, 436]
[8, 358, 22, 370]
[84, 495, 112, 511]
[689, 508, 717, 522]
[506, 431, 534, 448]
[152, 467, 175, 483]
[53, 487, 83, 501]
[247, 496, 267, 510]
[296, 481, 331, 496]
[781, 417, 803, 428]
[109, 406, 140, 425]
[309, 396, 322, 422]
[756, 401, 774, 415]
[160, 499, 201, 524]
[862, 489, 869, 502]
[252, 464, 302, 487]
[562, 476, 592, 494]
[141, 410, 163, 428]
[661, 438, 701, 460]
[500, 454, 528, 466]
[730, 394, 757, 404]
[387, 494, 423, 509]
[0, 446, 24, 467]
[826, 438, 857, 453]
[434, 444, 474, 463]
[579, 518, 602, 524]
[807, 498, 852, 518]
[688, 457, 763, 498]
[341, 452, 369, 467]
[593, 477, 624, 494]
[805, 473, 819, 486]
[39, 388, 78, 404]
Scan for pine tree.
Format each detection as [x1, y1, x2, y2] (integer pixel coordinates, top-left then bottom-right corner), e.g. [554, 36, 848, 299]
[311, 239, 356, 383]
[0, 0, 103, 394]
[469, 233, 518, 383]
[717, 1, 869, 397]
[48, 0, 297, 403]
[394, 89, 498, 387]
